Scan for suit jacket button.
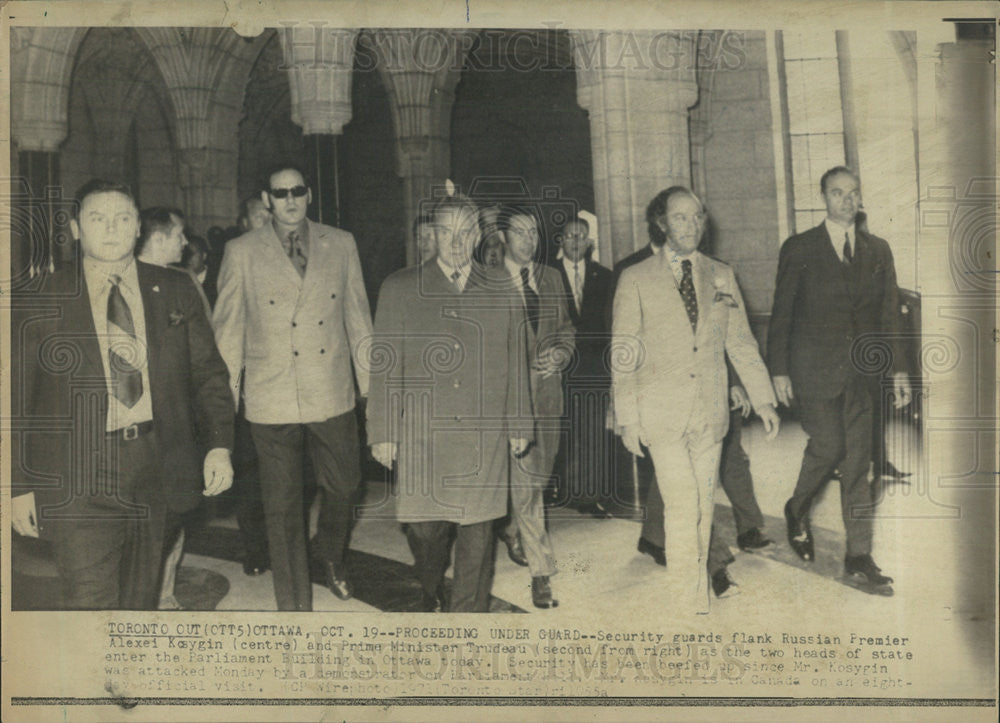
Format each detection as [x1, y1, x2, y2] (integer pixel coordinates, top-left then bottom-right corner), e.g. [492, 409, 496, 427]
[690, 373, 696, 379]
[292, 321, 297, 327]
[294, 350, 299, 356]
[693, 346, 698, 352]
[318, 320, 323, 325]
[331, 293, 337, 299]
[269, 300, 275, 305]
[320, 349, 325, 354]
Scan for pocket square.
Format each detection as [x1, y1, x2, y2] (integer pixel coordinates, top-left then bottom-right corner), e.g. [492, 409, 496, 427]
[168, 310, 185, 326]
[714, 291, 739, 307]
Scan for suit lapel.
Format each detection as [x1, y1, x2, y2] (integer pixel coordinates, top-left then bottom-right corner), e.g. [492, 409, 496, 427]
[653, 251, 694, 338]
[693, 253, 716, 342]
[554, 261, 580, 326]
[136, 262, 165, 383]
[60, 268, 105, 378]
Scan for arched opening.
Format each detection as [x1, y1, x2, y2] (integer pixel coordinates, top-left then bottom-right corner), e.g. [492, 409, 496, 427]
[450, 29, 593, 261]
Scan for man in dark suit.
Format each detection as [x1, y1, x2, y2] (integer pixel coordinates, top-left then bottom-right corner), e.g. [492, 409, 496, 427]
[767, 166, 910, 595]
[552, 217, 615, 517]
[10, 179, 234, 610]
[367, 194, 531, 612]
[497, 206, 575, 609]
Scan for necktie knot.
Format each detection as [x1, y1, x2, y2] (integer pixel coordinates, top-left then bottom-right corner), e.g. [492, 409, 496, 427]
[285, 230, 307, 277]
[109, 273, 122, 287]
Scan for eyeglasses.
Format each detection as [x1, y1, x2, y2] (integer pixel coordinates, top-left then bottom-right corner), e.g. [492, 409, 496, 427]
[269, 185, 308, 199]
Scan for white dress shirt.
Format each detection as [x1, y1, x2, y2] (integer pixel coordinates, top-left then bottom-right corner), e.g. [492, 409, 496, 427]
[83, 256, 153, 431]
[824, 217, 856, 262]
[436, 257, 471, 292]
[561, 257, 586, 311]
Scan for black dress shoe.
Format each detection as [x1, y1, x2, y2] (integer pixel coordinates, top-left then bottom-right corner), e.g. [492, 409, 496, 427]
[784, 498, 814, 562]
[637, 537, 666, 566]
[844, 553, 894, 596]
[420, 585, 447, 612]
[531, 576, 558, 609]
[323, 561, 353, 600]
[242, 555, 269, 576]
[711, 569, 740, 598]
[501, 533, 529, 567]
[880, 462, 912, 481]
[737, 528, 773, 552]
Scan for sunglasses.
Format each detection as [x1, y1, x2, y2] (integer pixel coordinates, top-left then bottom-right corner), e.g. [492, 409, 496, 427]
[269, 185, 308, 199]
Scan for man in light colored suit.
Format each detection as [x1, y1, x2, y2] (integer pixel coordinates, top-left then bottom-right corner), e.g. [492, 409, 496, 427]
[213, 163, 374, 611]
[612, 186, 779, 613]
[498, 206, 575, 609]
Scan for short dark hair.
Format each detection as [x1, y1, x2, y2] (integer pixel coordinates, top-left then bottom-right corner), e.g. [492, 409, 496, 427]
[645, 186, 701, 247]
[262, 162, 310, 193]
[431, 193, 479, 221]
[561, 216, 590, 234]
[498, 204, 542, 234]
[137, 206, 183, 255]
[820, 166, 859, 194]
[185, 233, 209, 256]
[412, 212, 434, 236]
[73, 179, 136, 219]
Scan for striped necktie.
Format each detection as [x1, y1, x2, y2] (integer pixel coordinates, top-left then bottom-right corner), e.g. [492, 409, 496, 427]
[107, 274, 143, 408]
[521, 266, 540, 334]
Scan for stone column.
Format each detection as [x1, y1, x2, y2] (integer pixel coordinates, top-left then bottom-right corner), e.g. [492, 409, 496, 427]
[8, 27, 86, 278]
[136, 28, 265, 232]
[570, 31, 699, 266]
[370, 29, 475, 265]
[278, 25, 359, 226]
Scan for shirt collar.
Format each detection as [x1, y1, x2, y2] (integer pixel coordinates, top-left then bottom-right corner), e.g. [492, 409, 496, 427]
[273, 219, 309, 243]
[825, 217, 855, 245]
[505, 257, 533, 279]
[83, 254, 137, 290]
[436, 257, 470, 282]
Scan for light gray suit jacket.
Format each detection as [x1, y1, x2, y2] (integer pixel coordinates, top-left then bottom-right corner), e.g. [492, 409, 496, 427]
[212, 220, 373, 424]
[612, 250, 774, 444]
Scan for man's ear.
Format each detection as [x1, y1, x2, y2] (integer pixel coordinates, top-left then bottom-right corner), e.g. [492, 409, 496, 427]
[306, 188, 313, 206]
[69, 218, 80, 241]
[260, 190, 271, 210]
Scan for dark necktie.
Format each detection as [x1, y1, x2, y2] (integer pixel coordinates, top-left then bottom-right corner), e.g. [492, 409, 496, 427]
[679, 259, 698, 332]
[843, 232, 853, 264]
[573, 263, 582, 313]
[450, 269, 461, 291]
[521, 266, 539, 334]
[285, 230, 307, 277]
[107, 274, 143, 408]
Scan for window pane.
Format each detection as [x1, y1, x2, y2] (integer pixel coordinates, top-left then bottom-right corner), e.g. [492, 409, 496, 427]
[782, 30, 837, 61]
[786, 59, 843, 134]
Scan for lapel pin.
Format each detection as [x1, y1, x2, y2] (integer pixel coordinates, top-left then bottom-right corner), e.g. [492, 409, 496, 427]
[153, 285, 160, 292]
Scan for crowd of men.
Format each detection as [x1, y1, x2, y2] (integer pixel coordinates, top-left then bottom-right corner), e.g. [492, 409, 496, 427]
[11, 162, 911, 614]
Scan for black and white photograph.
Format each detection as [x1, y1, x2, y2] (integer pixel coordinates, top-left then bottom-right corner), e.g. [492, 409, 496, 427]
[1, 0, 996, 719]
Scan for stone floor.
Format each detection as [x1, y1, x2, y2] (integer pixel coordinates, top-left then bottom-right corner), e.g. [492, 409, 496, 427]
[11, 414, 995, 698]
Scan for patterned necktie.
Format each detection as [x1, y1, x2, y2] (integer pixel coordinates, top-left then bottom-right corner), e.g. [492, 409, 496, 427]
[842, 231, 853, 264]
[679, 259, 698, 332]
[107, 274, 143, 408]
[573, 262, 582, 313]
[450, 269, 461, 292]
[521, 266, 540, 334]
[285, 231, 307, 277]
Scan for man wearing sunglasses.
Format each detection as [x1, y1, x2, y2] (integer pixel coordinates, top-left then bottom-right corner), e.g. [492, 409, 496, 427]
[213, 163, 374, 611]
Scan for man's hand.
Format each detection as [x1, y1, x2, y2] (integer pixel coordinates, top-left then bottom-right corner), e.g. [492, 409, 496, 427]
[773, 375, 794, 406]
[203, 448, 234, 496]
[12, 493, 39, 538]
[758, 403, 781, 441]
[532, 347, 565, 379]
[729, 384, 751, 417]
[371, 442, 397, 469]
[509, 438, 530, 457]
[621, 424, 647, 457]
[892, 372, 912, 409]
